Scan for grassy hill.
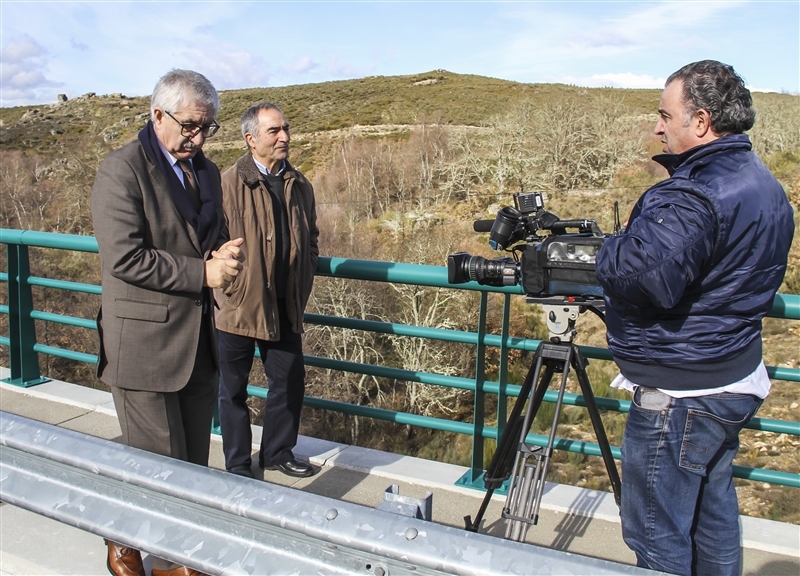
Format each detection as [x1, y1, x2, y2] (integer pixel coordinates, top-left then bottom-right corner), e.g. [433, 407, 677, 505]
[2, 68, 795, 178]
[0, 70, 662, 168]
[218, 70, 662, 131]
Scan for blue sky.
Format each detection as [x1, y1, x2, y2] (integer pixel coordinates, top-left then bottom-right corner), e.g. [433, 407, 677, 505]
[1, 1, 798, 107]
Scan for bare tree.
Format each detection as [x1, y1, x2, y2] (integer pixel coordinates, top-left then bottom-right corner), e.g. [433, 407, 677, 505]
[750, 94, 800, 157]
[382, 228, 479, 418]
[438, 97, 647, 209]
[0, 151, 58, 230]
[304, 277, 387, 444]
[387, 283, 474, 417]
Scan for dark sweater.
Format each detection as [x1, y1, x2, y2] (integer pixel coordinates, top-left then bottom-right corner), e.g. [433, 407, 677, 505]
[263, 174, 290, 299]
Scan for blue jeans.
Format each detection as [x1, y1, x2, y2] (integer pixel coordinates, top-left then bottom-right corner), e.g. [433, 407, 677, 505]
[621, 387, 762, 576]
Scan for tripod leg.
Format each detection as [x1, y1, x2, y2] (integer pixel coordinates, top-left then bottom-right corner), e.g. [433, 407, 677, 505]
[486, 349, 543, 484]
[503, 345, 568, 541]
[505, 448, 535, 540]
[572, 346, 622, 506]
[465, 345, 549, 532]
[527, 347, 573, 529]
[507, 444, 546, 541]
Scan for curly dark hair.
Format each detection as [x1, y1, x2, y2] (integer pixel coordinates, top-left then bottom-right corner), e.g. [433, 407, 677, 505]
[667, 60, 755, 134]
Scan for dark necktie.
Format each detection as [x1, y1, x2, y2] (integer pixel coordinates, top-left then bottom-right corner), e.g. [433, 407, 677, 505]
[178, 160, 201, 212]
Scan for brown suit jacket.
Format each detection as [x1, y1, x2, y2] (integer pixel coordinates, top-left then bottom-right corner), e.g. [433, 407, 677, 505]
[91, 138, 225, 392]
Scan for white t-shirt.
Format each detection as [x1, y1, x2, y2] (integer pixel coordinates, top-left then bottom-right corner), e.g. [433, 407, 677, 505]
[611, 360, 771, 399]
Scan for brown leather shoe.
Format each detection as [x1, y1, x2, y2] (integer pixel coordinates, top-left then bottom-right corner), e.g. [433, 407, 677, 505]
[151, 566, 210, 576]
[105, 539, 145, 576]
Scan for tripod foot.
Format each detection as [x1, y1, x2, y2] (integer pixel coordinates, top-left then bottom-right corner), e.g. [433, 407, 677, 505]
[464, 515, 479, 532]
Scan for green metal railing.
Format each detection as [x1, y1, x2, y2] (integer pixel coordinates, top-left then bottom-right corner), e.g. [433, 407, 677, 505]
[2, 228, 800, 491]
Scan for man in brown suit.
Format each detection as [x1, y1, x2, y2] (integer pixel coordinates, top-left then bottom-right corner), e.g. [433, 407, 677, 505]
[91, 69, 242, 576]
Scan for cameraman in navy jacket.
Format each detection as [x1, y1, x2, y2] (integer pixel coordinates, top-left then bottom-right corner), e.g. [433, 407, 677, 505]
[596, 60, 794, 576]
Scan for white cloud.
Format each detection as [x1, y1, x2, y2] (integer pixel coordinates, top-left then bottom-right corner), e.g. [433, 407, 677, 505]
[283, 56, 319, 75]
[3, 36, 46, 62]
[496, 2, 742, 78]
[3, 69, 51, 89]
[569, 1, 739, 55]
[599, 1, 740, 43]
[325, 55, 372, 79]
[70, 38, 89, 52]
[0, 35, 62, 105]
[572, 72, 667, 89]
[178, 43, 272, 90]
[2, 35, 45, 64]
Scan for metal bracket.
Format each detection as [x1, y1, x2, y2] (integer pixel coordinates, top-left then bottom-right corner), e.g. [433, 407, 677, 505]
[377, 484, 433, 521]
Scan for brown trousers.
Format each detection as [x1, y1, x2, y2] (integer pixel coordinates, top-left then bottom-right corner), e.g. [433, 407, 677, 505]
[110, 317, 217, 465]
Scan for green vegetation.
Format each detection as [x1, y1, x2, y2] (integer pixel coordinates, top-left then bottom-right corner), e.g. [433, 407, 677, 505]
[218, 71, 662, 133]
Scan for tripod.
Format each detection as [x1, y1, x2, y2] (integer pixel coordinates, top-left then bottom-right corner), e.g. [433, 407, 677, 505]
[464, 300, 621, 542]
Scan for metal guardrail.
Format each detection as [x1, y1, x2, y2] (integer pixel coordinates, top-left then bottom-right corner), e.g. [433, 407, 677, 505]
[2, 228, 800, 490]
[0, 410, 656, 575]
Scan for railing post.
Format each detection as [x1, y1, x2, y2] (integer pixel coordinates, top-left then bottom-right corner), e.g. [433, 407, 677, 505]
[211, 388, 222, 435]
[3, 244, 48, 387]
[496, 294, 511, 442]
[467, 292, 489, 483]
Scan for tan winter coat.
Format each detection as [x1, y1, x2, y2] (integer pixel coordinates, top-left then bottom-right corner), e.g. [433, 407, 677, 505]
[215, 153, 319, 340]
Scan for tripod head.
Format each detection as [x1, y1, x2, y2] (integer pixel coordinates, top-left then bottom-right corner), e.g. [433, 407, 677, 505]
[525, 296, 605, 343]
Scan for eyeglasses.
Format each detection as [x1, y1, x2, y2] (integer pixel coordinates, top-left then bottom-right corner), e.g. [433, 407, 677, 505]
[163, 110, 220, 138]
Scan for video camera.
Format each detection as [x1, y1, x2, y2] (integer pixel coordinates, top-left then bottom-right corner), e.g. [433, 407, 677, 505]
[447, 192, 611, 300]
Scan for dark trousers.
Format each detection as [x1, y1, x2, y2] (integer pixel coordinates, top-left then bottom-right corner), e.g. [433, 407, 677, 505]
[217, 306, 305, 469]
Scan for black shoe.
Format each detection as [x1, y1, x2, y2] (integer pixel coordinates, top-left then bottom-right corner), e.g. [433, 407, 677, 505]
[263, 457, 316, 478]
[227, 464, 255, 478]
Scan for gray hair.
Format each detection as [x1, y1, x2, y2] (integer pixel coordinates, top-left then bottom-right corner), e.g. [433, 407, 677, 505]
[240, 102, 284, 141]
[150, 69, 219, 120]
[666, 60, 755, 134]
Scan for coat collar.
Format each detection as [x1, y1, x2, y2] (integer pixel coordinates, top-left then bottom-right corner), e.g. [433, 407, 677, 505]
[652, 133, 752, 176]
[236, 152, 303, 188]
[137, 121, 220, 253]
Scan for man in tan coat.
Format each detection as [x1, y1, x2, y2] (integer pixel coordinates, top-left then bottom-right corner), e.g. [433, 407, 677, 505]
[215, 103, 319, 478]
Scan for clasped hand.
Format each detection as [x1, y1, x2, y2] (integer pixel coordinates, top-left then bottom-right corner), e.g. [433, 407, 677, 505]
[204, 238, 244, 289]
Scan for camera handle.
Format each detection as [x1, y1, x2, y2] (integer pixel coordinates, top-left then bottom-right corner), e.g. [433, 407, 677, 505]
[464, 311, 621, 541]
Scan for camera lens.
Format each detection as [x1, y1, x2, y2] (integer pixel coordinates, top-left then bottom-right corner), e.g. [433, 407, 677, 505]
[447, 252, 519, 286]
[472, 257, 518, 286]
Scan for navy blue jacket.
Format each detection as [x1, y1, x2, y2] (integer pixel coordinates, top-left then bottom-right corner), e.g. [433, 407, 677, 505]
[596, 134, 794, 390]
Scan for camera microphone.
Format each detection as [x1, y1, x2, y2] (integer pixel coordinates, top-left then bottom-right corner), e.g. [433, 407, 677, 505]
[473, 220, 495, 232]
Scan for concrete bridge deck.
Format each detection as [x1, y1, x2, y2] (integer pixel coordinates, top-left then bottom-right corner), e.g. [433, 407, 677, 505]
[1, 369, 798, 575]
